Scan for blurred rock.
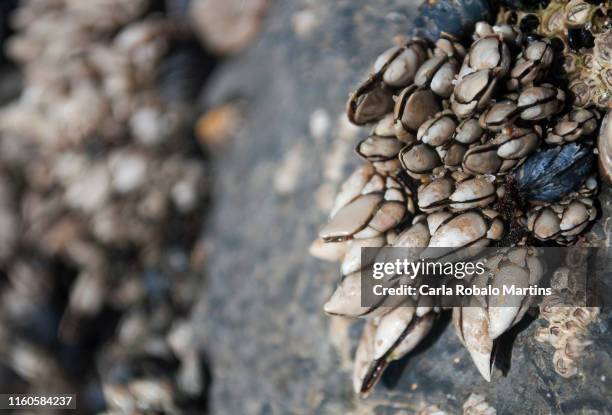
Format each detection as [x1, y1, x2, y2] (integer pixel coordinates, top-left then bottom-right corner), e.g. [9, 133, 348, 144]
[189, 0, 270, 54]
[0, 0, 211, 413]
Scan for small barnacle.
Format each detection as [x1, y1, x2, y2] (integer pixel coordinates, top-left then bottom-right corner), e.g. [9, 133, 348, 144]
[463, 393, 497, 415]
[347, 76, 395, 126]
[537, 256, 600, 378]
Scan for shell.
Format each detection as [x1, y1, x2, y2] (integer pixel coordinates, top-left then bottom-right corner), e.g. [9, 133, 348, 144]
[320, 193, 384, 242]
[463, 144, 504, 175]
[347, 76, 394, 125]
[507, 38, 554, 90]
[491, 125, 541, 159]
[323, 272, 380, 318]
[414, 54, 459, 98]
[518, 85, 565, 121]
[356, 134, 403, 173]
[394, 85, 442, 142]
[320, 174, 414, 242]
[417, 110, 458, 147]
[455, 117, 485, 144]
[353, 320, 377, 394]
[546, 108, 599, 144]
[374, 40, 428, 87]
[341, 236, 386, 276]
[451, 69, 499, 119]
[514, 143, 595, 203]
[598, 110, 612, 183]
[449, 178, 497, 211]
[329, 164, 377, 217]
[455, 248, 544, 380]
[427, 210, 503, 249]
[451, 34, 511, 118]
[355, 310, 435, 396]
[393, 219, 431, 248]
[523, 198, 596, 244]
[399, 143, 442, 179]
[417, 176, 497, 212]
[479, 99, 519, 131]
[418, 177, 454, 212]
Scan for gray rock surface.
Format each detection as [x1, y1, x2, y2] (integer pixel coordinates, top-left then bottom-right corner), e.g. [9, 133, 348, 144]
[193, 1, 612, 414]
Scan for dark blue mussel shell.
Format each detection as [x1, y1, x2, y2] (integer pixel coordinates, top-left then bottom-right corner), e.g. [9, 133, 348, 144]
[514, 143, 595, 203]
[413, 0, 493, 42]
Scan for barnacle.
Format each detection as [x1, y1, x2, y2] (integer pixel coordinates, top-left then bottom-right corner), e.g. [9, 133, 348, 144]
[312, 0, 609, 398]
[535, 251, 600, 377]
[498, 0, 611, 109]
[598, 110, 612, 182]
[0, 0, 209, 411]
[463, 393, 496, 415]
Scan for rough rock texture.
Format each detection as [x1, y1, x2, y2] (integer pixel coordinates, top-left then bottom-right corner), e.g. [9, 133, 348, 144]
[193, 1, 612, 414]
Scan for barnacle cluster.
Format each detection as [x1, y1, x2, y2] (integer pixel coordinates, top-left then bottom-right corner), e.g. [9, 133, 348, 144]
[535, 249, 600, 377]
[498, 0, 611, 109]
[0, 0, 208, 412]
[312, 1, 610, 398]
